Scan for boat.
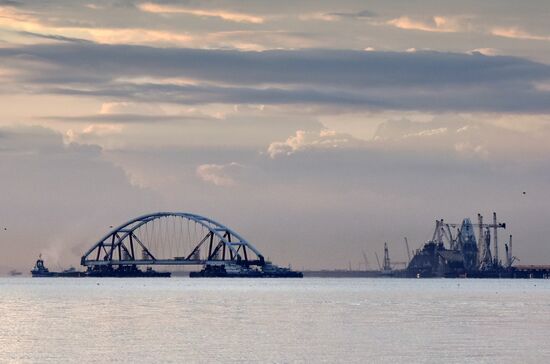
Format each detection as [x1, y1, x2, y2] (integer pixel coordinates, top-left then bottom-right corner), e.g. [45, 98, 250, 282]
[58, 266, 86, 277]
[9, 269, 22, 276]
[261, 262, 303, 278]
[190, 261, 303, 278]
[31, 256, 86, 277]
[31, 254, 169, 277]
[85, 265, 171, 278]
[30, 256, 56, 277]
[190, 261, 262, 277]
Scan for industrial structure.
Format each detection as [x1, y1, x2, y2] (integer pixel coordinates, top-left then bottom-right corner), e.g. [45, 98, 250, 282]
[79, 212, 302, 278]
[405, 212, 547, 278]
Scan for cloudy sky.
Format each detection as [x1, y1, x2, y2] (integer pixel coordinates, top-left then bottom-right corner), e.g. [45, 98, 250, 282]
[1, 0, 550, 271]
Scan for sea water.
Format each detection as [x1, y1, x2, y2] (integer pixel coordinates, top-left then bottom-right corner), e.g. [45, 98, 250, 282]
[1, 278, 549, 363]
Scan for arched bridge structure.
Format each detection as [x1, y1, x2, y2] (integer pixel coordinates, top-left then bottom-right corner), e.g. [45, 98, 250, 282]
[81, 212, 265, 268]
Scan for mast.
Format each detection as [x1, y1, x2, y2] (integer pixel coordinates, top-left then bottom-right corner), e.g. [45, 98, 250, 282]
[477, 213, 483, 267]
[383, 242, 391, 271]
[493, 212, 498, 266]
[508, 234, 513, 267]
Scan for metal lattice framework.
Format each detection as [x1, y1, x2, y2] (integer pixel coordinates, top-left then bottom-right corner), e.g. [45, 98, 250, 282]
[81, 212, 265, 267]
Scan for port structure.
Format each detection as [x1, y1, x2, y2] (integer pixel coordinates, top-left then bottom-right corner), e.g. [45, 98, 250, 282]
[437, 212, 507, 270]
[406, 212, 514, 277]
[81, 212, 266, 269]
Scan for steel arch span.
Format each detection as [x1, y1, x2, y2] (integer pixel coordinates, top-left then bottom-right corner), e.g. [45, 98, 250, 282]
[81, 212, 265, 268]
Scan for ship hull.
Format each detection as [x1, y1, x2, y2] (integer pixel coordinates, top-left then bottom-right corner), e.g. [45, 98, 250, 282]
[31, 271, 86, 277]
[190, 271, 303, 278]
[190, 263, 303, 278]
[86, 267, 171, 278]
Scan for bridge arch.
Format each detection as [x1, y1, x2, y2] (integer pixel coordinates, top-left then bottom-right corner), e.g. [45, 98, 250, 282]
[81, 212, 265, 268]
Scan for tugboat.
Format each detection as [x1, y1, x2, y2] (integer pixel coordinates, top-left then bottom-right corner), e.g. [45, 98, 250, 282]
[30, 256, 56, 277]
[30, 256, 86, 277]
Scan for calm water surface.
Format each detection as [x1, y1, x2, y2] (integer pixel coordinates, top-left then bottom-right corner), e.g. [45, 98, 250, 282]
[1, 278, 549, 363]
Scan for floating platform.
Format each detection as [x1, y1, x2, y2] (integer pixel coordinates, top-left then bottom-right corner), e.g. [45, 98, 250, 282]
[190, 262, 303, 278]
[31, 257, 170, 278]
[85, 265, 171, 278]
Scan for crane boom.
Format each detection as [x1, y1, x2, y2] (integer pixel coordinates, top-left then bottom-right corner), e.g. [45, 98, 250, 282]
[404, 237, 411, 263]
[361, 250, 369, 271]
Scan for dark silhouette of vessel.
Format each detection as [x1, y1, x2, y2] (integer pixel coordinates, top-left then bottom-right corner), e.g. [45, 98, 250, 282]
[31, 256, 169, 277]
[190, 261, 303, 278]
[30, 256, 56, 277]
[31, 257, 86, 277]
[85, 265, 171, 278]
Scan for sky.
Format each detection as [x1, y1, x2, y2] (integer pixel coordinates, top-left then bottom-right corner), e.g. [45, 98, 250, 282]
[1, 0, 550, 272]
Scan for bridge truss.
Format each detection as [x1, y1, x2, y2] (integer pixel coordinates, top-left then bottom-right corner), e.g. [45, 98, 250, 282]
[81, 212, 265, 268]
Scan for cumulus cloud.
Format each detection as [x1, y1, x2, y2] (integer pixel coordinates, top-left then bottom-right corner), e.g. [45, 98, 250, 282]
[267, 130, 308, 158]
[196, 162, 244, 186]
[403, 127, 448, 138]
[267, 129, 364, 158]
[454, 141, 489, 159]
[66, 123, 123, 144]
[265, 117, 549, 164]
[372, 117, 550, 163]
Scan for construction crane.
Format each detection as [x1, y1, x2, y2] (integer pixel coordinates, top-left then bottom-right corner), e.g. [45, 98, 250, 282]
[374, 243, 408, 271]
[404, 237, 411, 263]
[430, 212, 506, 270]
[505, 234, 518, 268]
[361, 250, 369, 271]
[383, 243, 392, 272]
